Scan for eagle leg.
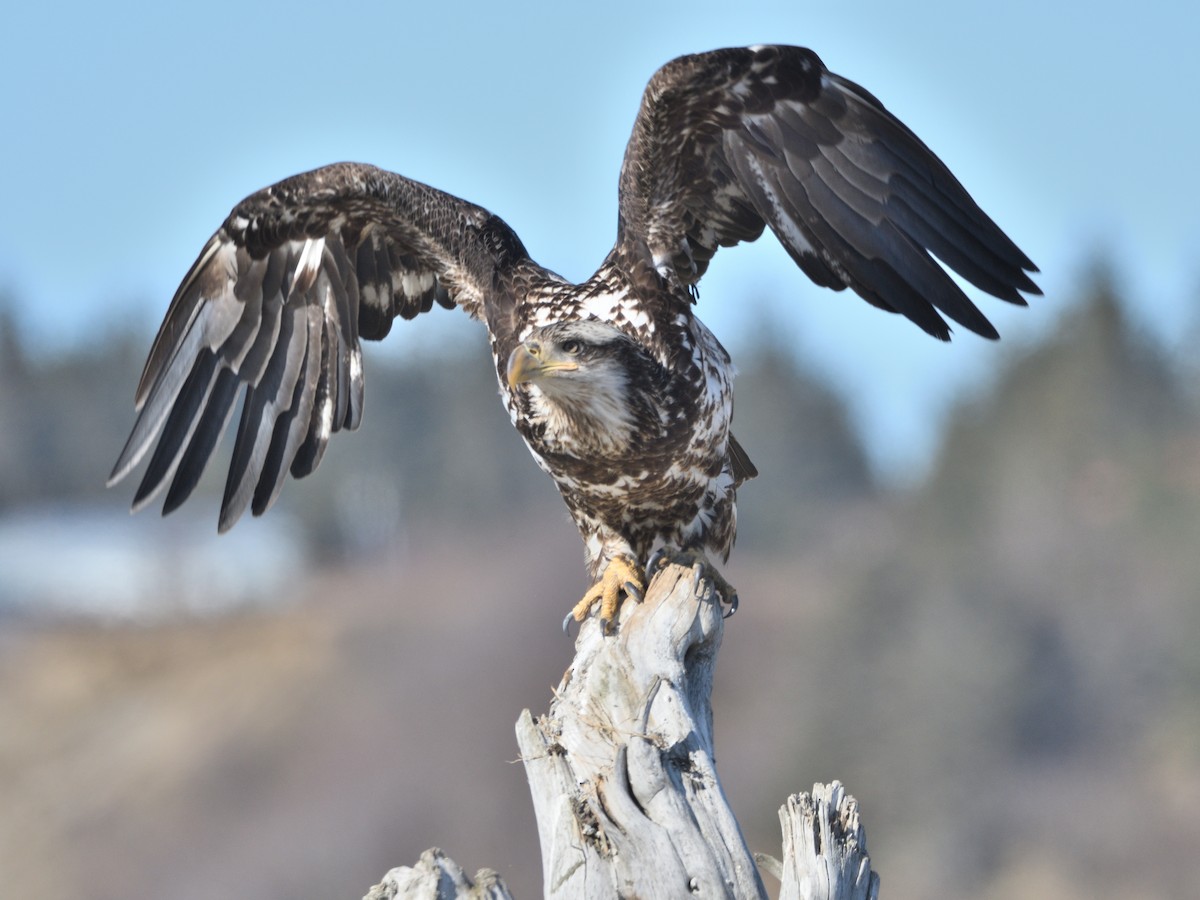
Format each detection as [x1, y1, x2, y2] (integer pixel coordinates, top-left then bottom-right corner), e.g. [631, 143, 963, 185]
[654, 547, 739, 618]
[570, 554, 646, 634]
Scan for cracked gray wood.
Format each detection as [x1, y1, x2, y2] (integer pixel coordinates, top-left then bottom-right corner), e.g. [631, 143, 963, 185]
[364, 848, 513, 900]
[517, 555, 762, 899]
[774, 782, 881, 900]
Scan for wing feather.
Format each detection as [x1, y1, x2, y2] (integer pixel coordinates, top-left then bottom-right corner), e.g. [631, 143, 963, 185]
[162, 367, 241, 515]
[130, 350, 222, 512]
[217, 291, 309, 531]
[251, 303, 323, 518]
[111, 162, 542, 529]
[290, 320, 337, 480]
[616, 45, 1040, 340]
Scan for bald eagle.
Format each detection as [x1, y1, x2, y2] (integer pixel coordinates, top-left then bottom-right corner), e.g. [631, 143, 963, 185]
[109, 46, 1039, 629]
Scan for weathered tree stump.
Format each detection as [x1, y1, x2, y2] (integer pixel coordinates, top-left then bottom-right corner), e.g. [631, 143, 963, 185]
[769, 783, 881, 900]
[365, 848, 513, 900]
[362, 555, 879, 899]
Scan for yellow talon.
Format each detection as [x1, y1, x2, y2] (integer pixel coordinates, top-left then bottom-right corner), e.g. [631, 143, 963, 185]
[571, 555, 645, 632]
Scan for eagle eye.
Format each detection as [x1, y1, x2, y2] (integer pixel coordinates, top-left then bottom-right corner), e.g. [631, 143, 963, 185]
[561, 339, 583, 356]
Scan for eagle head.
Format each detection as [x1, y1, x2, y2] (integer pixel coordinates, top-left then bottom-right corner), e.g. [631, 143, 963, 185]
[506, 320, 663, 456]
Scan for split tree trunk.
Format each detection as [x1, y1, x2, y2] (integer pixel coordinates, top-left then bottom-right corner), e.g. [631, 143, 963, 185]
[364, 555, 880, 899]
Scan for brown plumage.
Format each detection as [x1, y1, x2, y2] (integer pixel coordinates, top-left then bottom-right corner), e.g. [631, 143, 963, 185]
[110, 46, 1039, 625]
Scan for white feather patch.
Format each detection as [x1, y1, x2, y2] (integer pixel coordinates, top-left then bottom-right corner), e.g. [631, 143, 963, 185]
[292, 237, 326, 296]
[399, 270, 435, 297]
[738, 139, 818, 258]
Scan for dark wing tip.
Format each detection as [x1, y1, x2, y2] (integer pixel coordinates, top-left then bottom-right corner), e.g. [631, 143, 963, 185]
[114, 163, 531, 528]
[662, 47, 1041, 341]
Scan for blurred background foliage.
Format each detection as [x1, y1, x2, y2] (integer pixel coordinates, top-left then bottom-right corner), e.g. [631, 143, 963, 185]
[1, 264, 1198, 899]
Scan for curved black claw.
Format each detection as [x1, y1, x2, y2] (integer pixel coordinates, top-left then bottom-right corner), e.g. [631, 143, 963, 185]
[722, 591, 739, 619]
[562, 611, 577, 636]
[623, 580, 644, 604]
[647, 548, 668, 573]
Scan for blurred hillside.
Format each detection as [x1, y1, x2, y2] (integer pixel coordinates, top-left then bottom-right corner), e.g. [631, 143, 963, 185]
[0, 306, 146, 510]
[1, 271, 1198, 899]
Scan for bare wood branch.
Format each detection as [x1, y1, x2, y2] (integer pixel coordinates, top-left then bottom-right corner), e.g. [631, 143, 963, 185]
[776, 782, 880, 900]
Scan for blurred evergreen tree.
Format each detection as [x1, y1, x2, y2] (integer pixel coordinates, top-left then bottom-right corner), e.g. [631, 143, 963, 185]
[853, 261, 1200, 763]
[730, 324, 875, 550]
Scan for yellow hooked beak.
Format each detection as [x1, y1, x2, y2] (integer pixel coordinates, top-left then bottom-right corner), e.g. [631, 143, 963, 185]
[506, 341, 579, 387]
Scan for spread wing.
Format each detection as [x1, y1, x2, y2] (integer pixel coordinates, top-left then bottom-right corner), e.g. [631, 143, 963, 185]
[616, 45, 1040, 340]
[109, 162, 535, 531]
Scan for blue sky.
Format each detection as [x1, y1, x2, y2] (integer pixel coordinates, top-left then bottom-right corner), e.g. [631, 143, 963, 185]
[2, 0, 1195, 479]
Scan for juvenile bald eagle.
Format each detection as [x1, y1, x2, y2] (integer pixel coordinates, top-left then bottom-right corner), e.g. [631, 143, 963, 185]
[109, 46, 1039, 629]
